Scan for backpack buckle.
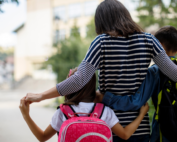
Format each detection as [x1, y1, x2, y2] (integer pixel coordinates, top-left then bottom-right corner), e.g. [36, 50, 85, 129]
[68, 113, 75, 118]
[92, 113, 98, 118]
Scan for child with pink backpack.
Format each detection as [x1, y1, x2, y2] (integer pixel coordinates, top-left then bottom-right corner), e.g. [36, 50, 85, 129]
[19, 68, 149, 142]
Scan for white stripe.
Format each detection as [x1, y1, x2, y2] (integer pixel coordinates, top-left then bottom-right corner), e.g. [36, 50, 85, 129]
[100, 68, 148, 72]
[139, 124, 150, 126]
[132, 132, 150, 136]
[135, 128, 150, 131]
[114, 111, 139, 114]
[91, 52, 101, 68]
[119, 120, 149, 123]
[102, 43, 153, 47]
[121, 123, 150, 127]
[101, 38, 152, 43]
[101, 47, 153, 53]
[105, 87, 139, 90]
[99, 91, 135, 96]
[90, 45, 100, 64]
[86, 42, 101, 62]
[89, 37, 100, 50]
[101, 33, 152, 38]
[100, 82, 142, 86]
[100, 63, 149, 67]
[103, 53, 152, 57]
[151, 35, 163, 52]
[99, 78, 144, 81]
[99, 58, 151, 62]
[118, 116, 149, 119]
[152, 40, 160, 55]
[104, 91, 135, 95]
[99, 73, 147, 77]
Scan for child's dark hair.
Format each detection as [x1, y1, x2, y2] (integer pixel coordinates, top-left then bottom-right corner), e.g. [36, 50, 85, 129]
[64, 67, 96, 105]
[155, 26, 177, 52]
[95, 0, 143, 37]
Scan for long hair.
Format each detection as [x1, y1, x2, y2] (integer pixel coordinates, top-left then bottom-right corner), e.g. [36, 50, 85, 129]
[64, 67, 96, 105]
[95, 0, 143, 37]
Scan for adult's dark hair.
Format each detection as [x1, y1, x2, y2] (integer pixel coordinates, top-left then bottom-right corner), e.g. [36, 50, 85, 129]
[64, 67, 96, 105]
[95, 0, 143, 37]
[155, 26, 177, 52]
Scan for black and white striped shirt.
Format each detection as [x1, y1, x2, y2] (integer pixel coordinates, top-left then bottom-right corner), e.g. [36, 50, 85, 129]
[56, 33, 177, 136]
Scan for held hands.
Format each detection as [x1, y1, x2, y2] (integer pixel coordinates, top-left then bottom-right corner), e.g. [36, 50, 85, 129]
[19, 97, 30, 119]
[139, 102, 149, 116]
[25, 93, 42, 103]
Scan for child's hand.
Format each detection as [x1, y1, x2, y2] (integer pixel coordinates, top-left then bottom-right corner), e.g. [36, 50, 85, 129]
[94, 90, 104, 103]
[139, 102, 149, 116]
[19, 97, 30, 119]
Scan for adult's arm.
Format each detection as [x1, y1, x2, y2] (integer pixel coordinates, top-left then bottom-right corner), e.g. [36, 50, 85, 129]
[25, 87, 60, 102]
[25, 36, 101, 102]
[56, 35, 101, 96]
[102, 65, 160, 111]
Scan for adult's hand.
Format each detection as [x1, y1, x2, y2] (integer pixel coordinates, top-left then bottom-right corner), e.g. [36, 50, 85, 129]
[25, 93, 42, 103]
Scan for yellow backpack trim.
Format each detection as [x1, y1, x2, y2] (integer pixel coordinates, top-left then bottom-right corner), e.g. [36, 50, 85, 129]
[155, 90, 162, 120]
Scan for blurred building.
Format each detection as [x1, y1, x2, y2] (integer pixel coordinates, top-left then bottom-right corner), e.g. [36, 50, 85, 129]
[14, 0, 138, 81]
[0, 56, 14, 89]
[14, 0, 103, 81]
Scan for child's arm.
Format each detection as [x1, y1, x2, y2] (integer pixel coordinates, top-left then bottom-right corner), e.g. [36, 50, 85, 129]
[19, 97, 57, 141]
[111, 103, 149, 140]
[95, 65, 160, 111]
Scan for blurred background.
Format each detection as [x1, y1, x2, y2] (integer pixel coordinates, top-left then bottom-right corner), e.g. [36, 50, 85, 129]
[0, 0, 177, 141]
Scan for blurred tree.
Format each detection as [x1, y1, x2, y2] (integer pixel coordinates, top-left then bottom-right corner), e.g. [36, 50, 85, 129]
[86, 18, 97, 40]
[0, 0, 19, 12]
[43, 23, 88, 83]
[43, 19, 100, 99]
[134, 0, 177, 28]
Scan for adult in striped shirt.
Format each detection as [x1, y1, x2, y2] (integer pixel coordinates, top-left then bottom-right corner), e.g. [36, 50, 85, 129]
[25, 0, 177, 141]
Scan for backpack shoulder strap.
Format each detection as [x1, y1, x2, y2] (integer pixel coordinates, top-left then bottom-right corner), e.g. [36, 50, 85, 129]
[60, 104, 78, 119]
[90, 103, 105, 119]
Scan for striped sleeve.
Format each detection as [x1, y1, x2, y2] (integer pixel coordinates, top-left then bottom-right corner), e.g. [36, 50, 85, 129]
[84, 35, 101, 69]
[56, 36, 101, 96]
[153, 50, 177, 82]
[151, 34, 164, 57]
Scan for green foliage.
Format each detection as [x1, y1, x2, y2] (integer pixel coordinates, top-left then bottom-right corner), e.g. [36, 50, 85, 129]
[43, 24, 88, 83]
[86, 18, 97, 40]
[135, 0, 177, 28]
[43, 18, 100, 93]
[148, 98, 155, 131]
[70, 22, 81, 38]
[0, 0, 19, 12]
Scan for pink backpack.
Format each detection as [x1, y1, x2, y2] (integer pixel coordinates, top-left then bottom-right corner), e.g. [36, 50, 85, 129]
[58, 103, 112, 142]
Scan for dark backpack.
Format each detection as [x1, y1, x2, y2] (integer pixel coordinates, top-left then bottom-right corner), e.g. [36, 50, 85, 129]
[155, 57, 177, 142]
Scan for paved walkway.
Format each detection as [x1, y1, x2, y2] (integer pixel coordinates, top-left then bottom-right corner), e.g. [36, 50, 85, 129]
[0, 79, 60, 142]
